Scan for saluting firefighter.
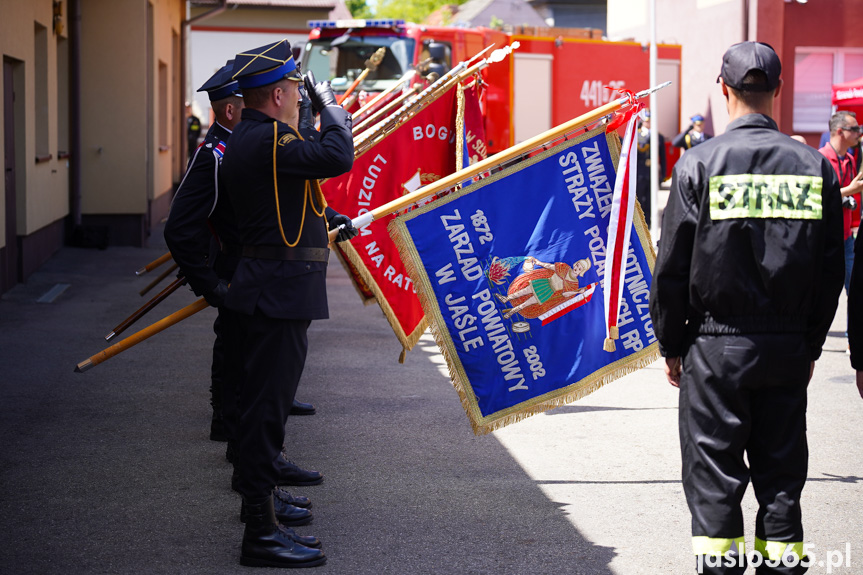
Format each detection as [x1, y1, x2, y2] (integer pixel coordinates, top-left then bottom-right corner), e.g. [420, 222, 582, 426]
[164, 60, 321, 525]
[221, 39, 357, 568]
[650, 42, 844, 574]
[672, 113, 712, 150]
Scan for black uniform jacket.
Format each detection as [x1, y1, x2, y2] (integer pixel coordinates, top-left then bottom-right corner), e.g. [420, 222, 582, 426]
[221, 106, 353, 320]
[650, 114, 845, 360]
[164, 122, 241, 296]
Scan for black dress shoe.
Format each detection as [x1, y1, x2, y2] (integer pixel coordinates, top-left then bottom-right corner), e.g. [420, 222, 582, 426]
[277, 456, 323, 486]
[274, 487, 311, 509]
[290, 399, 316, 416]
[241, 491, 313, 526]
[240, 495, 325, 568]
[278, 525, 321, 550]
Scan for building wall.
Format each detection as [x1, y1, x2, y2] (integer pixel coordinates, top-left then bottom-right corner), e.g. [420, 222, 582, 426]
[81, 0, 148, 216]
[80, 0, 183, 245]
[0, 1, 70, 247]
[776, 0, 863, 140]
[0, 0, 185, 294]
[608, 0, 863, 141]
[0, 0, 70, 290]
[607, 0, 742, 138]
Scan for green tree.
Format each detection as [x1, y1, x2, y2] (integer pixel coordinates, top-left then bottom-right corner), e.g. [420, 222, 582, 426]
[346, 0, 373, 18]
[374, 0, 469, 24]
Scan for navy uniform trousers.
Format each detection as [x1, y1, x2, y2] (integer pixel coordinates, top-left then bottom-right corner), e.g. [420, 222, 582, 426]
[680, 333, 810, 575]
[225, 308, 311, 499]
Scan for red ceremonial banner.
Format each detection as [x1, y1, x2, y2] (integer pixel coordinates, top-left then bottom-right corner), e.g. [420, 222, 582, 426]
[323, 84, 486, 353]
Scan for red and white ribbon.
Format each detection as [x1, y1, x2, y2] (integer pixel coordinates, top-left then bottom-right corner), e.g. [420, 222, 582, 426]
[602, 99, 641, 352]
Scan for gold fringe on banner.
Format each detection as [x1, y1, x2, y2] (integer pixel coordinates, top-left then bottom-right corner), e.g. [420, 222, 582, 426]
[389, 125, 660, 435]
[332, 247, 378, 306]
[337, 239, 429, 352]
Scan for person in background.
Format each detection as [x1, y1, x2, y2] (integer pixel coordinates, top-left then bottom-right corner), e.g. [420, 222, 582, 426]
[635, 109, 666, 228]
[186, 101, 202, 158]
[818, 111, 863, 316]
[672, 113, 712, 150]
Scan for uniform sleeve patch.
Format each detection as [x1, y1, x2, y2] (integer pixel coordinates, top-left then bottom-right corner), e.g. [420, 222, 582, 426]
[708, 174, 824, 220]
[278, 132, 297, 147]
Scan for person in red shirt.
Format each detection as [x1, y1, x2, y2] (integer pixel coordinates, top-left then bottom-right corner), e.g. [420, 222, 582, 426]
[818, 111, 863, 304]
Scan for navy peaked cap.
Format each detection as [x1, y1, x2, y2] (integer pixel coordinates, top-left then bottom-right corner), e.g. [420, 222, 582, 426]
[231, 40, 303, 89]
[198, 60, 241, 102]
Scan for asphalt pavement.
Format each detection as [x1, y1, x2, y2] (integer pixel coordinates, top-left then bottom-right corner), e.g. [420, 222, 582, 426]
[0, 228, 861, 575]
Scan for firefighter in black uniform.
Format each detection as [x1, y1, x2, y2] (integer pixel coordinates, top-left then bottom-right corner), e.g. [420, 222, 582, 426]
[166, 62, 243, 445]
[650, 42, 844, 575]
[164, 61, 320, 554]
[221, 39, 356, 568]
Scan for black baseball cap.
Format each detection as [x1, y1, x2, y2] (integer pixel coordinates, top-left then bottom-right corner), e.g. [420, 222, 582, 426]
[717, 41, 781, 92]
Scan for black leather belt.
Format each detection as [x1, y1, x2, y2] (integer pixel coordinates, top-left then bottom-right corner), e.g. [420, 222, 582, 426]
[241, 245, 330, 262]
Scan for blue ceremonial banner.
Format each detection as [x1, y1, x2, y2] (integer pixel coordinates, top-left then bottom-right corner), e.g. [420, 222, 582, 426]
[389, 126, 659, 434]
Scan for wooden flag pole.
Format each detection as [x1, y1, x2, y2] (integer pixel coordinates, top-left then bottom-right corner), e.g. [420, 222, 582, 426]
[105, 276, 188, 341]
[75, 297, 210, 373]
[136, 252, 172, 276]
[352, 44, 512, 158]
[336, 46, 386, 106]
[139, 262, 178, 297]
[350, 44, 492, 126]
[351, 82, 672, 231]
[352, 84, 421, 136]
[80, 226, 343, 371]
[351, 70, 416, 122]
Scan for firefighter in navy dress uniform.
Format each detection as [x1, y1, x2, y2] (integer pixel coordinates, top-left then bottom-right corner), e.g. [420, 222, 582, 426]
[650, 42, 844, 574]
[672, 114, 713, 150]
[165, 61, 245, 446]
[165, 56, 320, 514]
[220, 39, 356, 568]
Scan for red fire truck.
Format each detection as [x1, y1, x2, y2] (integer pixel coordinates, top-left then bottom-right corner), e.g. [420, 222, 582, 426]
[303, 19, 681, 167]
